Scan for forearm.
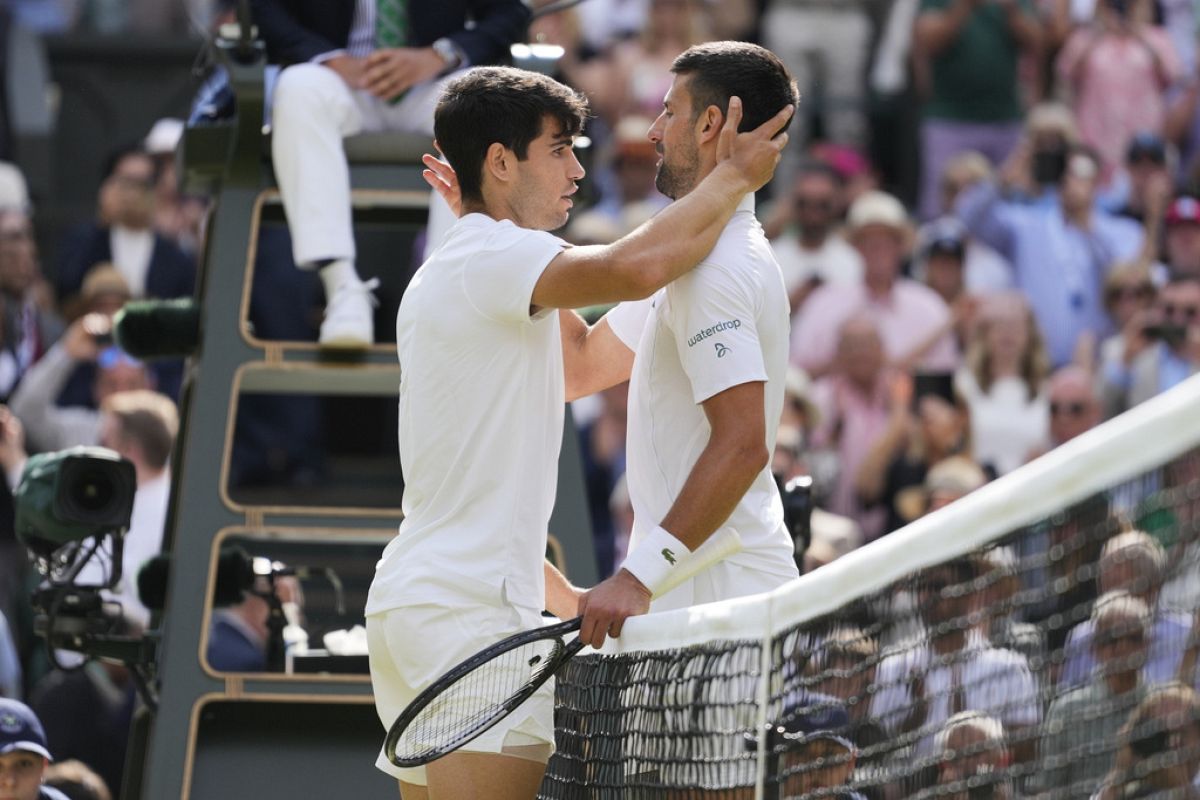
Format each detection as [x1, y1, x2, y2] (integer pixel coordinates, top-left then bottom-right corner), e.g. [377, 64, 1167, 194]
[544, 559, 581, 619]
[559, 311, 635, 401]
[658, 436, 767, 550]
[856, 415, 908, 504]
[9, 345, 76, 442]
[1006, 5, 1042, 52]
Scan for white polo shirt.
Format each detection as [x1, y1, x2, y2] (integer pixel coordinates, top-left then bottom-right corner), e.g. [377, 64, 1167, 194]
[366, 213, 567, 616]
[608, 196, 799, 602]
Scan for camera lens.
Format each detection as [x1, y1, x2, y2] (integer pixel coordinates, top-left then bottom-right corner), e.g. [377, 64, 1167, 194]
[71, 468, 117, 514]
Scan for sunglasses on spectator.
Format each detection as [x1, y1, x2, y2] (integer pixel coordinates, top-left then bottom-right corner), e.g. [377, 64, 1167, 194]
[1106, 284, 1154, 303]
[1161, 303, 1200, 322]
[795, 197, 834, 212]
[1050, 401, 1089, 417]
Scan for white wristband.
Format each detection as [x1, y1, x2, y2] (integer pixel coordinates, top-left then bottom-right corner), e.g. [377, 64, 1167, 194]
[620, 525, 692, 596]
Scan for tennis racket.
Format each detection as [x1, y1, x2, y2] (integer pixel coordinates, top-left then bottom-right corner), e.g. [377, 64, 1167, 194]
[384, 527, 744, 768]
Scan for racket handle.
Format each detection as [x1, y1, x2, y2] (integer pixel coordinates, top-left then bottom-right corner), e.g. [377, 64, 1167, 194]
[652, 527, 743, 599]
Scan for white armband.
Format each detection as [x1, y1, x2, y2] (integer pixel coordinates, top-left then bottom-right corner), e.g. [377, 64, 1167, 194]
[619, 525, 692, 595]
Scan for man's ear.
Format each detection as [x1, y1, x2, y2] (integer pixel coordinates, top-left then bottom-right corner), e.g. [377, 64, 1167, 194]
[483, 142, 513, 185]
[697, 105, 725, 145]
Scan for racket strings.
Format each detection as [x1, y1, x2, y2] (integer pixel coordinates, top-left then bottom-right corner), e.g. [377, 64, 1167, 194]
[396, 636, 564, 759]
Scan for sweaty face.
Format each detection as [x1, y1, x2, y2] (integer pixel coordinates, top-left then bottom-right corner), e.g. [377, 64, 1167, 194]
[0, 751, 46, 800]
[508, 116, 585, 232]
[649, 76, 702, 201]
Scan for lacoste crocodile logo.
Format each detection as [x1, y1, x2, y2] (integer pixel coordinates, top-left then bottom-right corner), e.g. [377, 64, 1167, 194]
[661, 548, 677, 565]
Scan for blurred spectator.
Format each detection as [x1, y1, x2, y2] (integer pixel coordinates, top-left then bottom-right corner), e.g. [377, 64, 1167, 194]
[927, 712, 1013, 800]
[595, 0, 710, 122]
[1030, 591, 1154, 796]
[1056, 0, 1182, 184]
[8, 314, 150, 452]
[1058, 530, 1191, 692]
[915, 454, 988, 516]
[71, 266, 130, 322]
[761, 0, 871, 150]
[857, 374, 972, 536]
[143, 117, 206, 257]
[1097, 261, 1158, 384]
[802, 627, 885, 752]
[1093, 682, 1200, 800]
[71, 390, 177, 627]
[0, 208, 63, 399]
[993, 102, 1081, 204]
[1164, 196, 1200, 277]
[1100, 273, 1200, 416]
[810, 314, 900, 539]
[43, 759, 111, 800]
[915, 216, 1012, 315]
[778, 692, 864, 799]
[956, 145, 1144, 366]
[765, 161, 864, 315]
[791, 191, 960, 379]
[811, 143, 879, 207]
[54, 145, 194, 311]
[206, 574, 304, 673]
[255, 0, 530, 347]
[914, 0, 1042, 220]
[976, 546, 1046, 667]
[869, 557, 1040, 760]
[1111, 132, 1174, 224]
[1029, 365, 1103, 458]
[0, 697, 69, 800]
[954, 292, 1050, 475]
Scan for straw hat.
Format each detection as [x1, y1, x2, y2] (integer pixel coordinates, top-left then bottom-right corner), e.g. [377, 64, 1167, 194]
[844, 190, 914, 251]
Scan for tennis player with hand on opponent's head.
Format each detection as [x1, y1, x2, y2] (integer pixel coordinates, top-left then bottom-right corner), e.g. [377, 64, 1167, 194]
[365, 66, 792, 800]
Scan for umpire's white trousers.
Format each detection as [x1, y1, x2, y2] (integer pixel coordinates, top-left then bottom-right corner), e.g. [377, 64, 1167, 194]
[270, 63, 455, 268]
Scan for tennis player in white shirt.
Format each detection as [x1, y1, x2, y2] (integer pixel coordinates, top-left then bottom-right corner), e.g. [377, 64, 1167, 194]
[572, 42, 803, 648]
[366, 66, 792, 800]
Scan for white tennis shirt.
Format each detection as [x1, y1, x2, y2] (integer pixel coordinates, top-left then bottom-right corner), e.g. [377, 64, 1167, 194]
[608, 196, 799, 591]
[366, 213, 567, 616]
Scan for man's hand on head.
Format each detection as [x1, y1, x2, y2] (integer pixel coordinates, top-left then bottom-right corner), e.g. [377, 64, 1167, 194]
[715, 97, 794, 193]
[576, 569, 652, 649]
[421, 151, 463, 217]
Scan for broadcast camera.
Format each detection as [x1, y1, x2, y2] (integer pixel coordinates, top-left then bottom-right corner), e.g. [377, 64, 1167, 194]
[12, 447, 154, 697]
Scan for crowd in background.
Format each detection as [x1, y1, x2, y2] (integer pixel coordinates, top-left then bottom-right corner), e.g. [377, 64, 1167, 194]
[0, 0, 1198, 797]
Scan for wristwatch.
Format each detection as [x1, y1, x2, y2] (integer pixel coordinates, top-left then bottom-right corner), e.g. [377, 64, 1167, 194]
[431, 38, 463, 75]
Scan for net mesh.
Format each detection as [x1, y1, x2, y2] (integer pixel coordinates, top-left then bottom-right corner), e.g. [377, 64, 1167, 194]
[539, 377, 1200, 799]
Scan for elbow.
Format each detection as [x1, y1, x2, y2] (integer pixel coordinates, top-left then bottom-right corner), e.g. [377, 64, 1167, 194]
[726, 438, 770, 481]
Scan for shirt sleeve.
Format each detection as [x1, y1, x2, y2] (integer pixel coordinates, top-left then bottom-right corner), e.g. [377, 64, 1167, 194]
[462, 226, 566, 324]
[668, 262, 767, 404]
[604, 295, 656, 351]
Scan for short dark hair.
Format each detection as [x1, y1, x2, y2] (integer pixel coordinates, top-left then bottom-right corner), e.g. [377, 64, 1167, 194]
[100, 143, 156, 183]
[670, 41, 798, 135]
[434, 67, 589, 205]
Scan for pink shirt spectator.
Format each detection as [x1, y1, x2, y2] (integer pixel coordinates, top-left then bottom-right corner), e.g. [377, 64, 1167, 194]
[1056, 26, 1182, 178]
[811, 372, 894, 540]
[790, 280, 960, 374]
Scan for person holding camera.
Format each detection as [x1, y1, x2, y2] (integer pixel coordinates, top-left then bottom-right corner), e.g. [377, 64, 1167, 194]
[7, 313, 151, 454]
[1056, 0, 1182, 186]
[1101, 273, 1200, 416]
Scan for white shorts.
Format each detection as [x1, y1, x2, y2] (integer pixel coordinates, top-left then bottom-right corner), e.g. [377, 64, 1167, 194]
[367, 602, 556, 785]
[650, 559, 796, 613]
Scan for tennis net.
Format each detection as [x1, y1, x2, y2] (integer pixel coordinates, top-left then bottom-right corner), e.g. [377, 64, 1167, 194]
[539, 375, 1200, 799]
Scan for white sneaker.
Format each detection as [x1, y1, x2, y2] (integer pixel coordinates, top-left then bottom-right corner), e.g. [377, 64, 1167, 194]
[319, 278, 379, 348]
